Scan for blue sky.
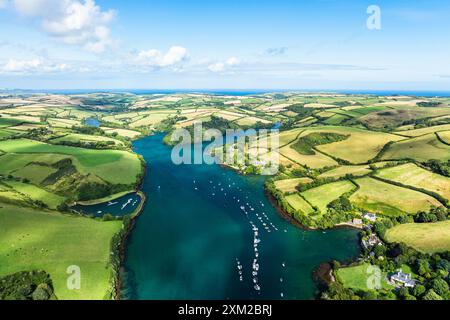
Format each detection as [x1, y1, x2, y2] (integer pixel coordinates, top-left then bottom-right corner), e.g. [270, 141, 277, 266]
[0, 0, 449, 90]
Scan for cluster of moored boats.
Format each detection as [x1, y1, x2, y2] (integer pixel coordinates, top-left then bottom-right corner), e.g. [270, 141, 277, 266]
[194, 176, 287, 298]
[95, 197, 138, 215]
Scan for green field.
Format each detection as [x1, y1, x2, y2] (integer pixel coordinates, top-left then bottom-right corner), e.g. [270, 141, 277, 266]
[280, 144, 338, 169]
[0, 205, 122, 300]
[382, 133, 450, 162]
[4, 181, 66, 209]
[298, 126, 404, 164]
[375, 163, 450, 201]
[336, 263, 393, 292]
[395, 124, 450, 137]
[0, 139, 141, 185]
[385, 221, 450, 253]
[0, 117, 24, 128]
[50, 133, 125, 147]
[285, 193, 314, 214]
[437, 131, 450, 145]
[319, 165, 372, 179]
[301, 180, 356, 214]
[274, 177, 313, 193]
[350, 177, 442, 216]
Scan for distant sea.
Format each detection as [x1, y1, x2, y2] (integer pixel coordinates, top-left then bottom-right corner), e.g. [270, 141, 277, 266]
[2, 89, 450, 97]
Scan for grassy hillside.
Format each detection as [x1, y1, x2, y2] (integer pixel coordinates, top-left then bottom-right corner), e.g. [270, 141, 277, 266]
[0, 205, 122, 300]
[385, 221, 450, 253]
[350, 177, 442, 216]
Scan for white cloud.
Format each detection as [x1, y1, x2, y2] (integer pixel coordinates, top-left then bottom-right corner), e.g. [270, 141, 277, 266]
[0, 57, 71, 74]
[208, 57, 240, 73]
[4, 0, 117, 53]
[133, 46, 188, 68]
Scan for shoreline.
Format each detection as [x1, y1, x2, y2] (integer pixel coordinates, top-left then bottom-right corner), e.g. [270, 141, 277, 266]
[113, 189, 147, 300]
[264, 187, 363, 232]
[112, 137, 149, 300]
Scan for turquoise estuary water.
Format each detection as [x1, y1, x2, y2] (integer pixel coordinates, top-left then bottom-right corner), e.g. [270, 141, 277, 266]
[116, 134, 360, 300]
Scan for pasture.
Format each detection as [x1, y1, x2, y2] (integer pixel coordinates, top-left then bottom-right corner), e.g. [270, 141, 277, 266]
[375, 163, 450, 201]
[274, 177, 313, 193]
[0, 139, 142, 185]
[301, 180, 356, 214]
[5, 181, 66, 209]
[319, 165, 372, 179]
[381, 133, 450, 162]
[299, 126, 404, 164]
[336, 263, 393, 292]
[350, 177, 442, 216]
[385, 221, 450, 253]
[0, 205, 122, 300]
[285, 194, 314, 214]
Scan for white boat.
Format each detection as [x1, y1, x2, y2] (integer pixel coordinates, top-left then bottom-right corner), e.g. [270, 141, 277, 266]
[280, 293, 284, 298]
[254, 284, 260, 291]
[282, 262, 286, 268]
[107, 201, 118, 206]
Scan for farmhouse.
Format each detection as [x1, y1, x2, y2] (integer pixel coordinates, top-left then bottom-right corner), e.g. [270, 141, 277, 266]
[362, 234, 382, 250]
[363, 213, 377, 222]
[390, 271, 416, 288]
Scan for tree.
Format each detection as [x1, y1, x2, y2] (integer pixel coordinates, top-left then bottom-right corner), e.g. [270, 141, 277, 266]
[417, 259, 431, 276]
[430, 278, 449, 297]
[398, 287, 410, 298]
[57, 203, 69, 212]
[412, 284, 426, 298]
[31, 284, 51, 300]
[373, 244, 387, 257]
[362, 290, 378, 300]
[436, 259, 450, 275]
[422, 289, 443, 300]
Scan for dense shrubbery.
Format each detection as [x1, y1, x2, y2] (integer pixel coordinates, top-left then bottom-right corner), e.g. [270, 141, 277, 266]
[290, 132, 349, 156]
[72, 125, 105, 135]
[0, 271, 54, 300]
[417, 101, 442, 108]
[425, 159, 450, 177]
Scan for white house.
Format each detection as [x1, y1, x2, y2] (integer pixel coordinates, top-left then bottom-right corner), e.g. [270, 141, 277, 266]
[390, 271, 416, 288]
[363, 213, 377, 222]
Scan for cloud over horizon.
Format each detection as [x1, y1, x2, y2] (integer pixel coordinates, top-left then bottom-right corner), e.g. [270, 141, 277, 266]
[2, 0, 117, 53]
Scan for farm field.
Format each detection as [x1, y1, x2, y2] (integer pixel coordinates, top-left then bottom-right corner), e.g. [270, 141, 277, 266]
[350, 177, 442, 216]
[319, 165, 372, 179]
[375, 163, 450, 201]
[394, 124, 450, 137]
[437, 131, 450, 145]
[385, 221, 450, 253]
[336, 263, 393, 292]
[381, 133, 450, 162]
[274, 177, 313, 193]
[298, 126, 404, 163]
[301, 180, 356, 214]
[0, 205, 121, 300]
[0, 139, 141, 185]
[280, 144, 338, 169]
[50, 133, 125, 147]
[4, 181, 66, 209]
[285, 194, 314, 214]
